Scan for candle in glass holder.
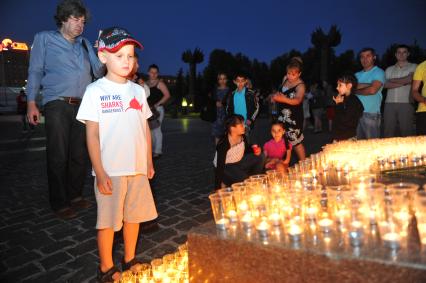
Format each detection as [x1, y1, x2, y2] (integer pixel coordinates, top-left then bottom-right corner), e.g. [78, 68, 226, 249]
[215, 218, 229, 230]
[287, 223, 302, 241]
[305, 206, 318, 221]
[256, 220, 270, 238]
[227, 209, 238, 223]
[382, 232, 401, 249]
[241, 213, 253, 230]
[318, 218, 333, 233]
[349, 221, 364, 247]
[238, 201, 249, 212]
[269, 212, 282, 226]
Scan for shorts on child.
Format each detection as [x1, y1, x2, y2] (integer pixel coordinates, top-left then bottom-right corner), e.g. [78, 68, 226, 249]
[94, 174, 158, 231]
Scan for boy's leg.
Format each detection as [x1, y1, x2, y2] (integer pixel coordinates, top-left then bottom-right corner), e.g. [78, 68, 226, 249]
[94, 176, 125, 278]
[98, 228, 116, 272]
[123, 222, 140, 263]
[123, 175, 158, 263]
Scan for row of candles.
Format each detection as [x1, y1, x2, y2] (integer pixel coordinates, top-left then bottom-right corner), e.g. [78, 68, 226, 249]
[209, 171, 426, 251]
[117, 243, 188, 283]
[320, 136, 426, 173]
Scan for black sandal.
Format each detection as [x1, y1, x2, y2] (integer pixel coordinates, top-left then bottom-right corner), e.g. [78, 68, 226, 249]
[97, 265, 121, 283]
[122, 257, 143, 273]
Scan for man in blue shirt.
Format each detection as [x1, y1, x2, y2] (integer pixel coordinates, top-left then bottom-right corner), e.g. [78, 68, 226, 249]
[355, 48, 385, 139]
[27, 0, 104, 219]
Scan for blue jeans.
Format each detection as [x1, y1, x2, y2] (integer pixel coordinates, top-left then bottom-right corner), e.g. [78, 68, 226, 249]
[356, 112, 381, 140]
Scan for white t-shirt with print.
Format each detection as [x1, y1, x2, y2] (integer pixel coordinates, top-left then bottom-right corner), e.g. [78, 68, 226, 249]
[77, 77, 152, 177]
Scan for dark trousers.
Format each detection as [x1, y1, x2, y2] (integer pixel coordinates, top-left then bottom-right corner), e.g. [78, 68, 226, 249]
[222, 153, 265, 186]
[44, 100, 88, 211]
[416, 112, 426, 135]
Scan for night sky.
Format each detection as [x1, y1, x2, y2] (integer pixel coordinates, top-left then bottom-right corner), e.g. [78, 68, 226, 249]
[1, 0, 425, 75]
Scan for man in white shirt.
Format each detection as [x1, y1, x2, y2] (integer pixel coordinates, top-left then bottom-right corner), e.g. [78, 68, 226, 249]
[384, 44, 417, 137]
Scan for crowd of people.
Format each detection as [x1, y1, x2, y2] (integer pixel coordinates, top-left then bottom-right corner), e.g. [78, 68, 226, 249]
[21, 0, 426, 281]
[212, 46, 426, 189]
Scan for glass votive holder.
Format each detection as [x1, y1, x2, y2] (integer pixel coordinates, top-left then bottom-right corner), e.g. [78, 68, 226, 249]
[387, 182, 419, 215]
[347, 219, 365, 247]
[240, 212, 254, 231]
[327, 185, 352, 227]
[244, 178, 262, 195]
[318, 210, 334, 233]
[255, 217, 270, 238]
[208, 193, 230, 230]
[302, 187, 322, 222]
[378, 219, 402, 250]
[248, 193, 268, 219]
[415, 189, 426, 248]
[151, 258, 164, 281]
[351, 182, 385, 225]
[286, 219, 304, 242]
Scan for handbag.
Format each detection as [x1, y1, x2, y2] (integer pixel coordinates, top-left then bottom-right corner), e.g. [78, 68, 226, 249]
[148, 107, 161, 129]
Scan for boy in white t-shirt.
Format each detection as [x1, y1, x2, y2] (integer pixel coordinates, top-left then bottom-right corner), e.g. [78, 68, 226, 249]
[76, 27, 157, 282]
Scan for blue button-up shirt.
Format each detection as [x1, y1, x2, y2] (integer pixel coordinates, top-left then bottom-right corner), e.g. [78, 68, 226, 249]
[27, 30, 104, 105]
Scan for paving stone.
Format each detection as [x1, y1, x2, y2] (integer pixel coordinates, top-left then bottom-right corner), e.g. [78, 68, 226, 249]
[4, 251, 41, 268]
[1, 245, 26, 261]
[175, 220, 199, 232]
[40, 239, 76, 255]
[0, 263, 42, 283]
[23, 267, 69, 283]
[158, 215, 183, 227]
[10, 231, 55, 251]
[66, 252, 98, 270]
[67, 238, 97, 257]
[71, 229, 97, 242]
[50, 227, 85, 241]
[193, 213, 213, 224]
[180, 208, 203, 218]
[160, 208, 182, 217]
[171, 235, 188, 245]
[146, 228, 178, 242]
[66, 262, 98, 283]
[40, 251, 73, 270]
[28, 219, 62, 233]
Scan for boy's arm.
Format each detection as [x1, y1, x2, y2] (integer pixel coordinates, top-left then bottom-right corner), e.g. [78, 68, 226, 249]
[146, 121, 155, 179]
[86, 120, 112, 195]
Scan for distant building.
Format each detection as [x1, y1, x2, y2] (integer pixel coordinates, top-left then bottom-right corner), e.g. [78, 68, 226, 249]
[0, 38, 29, 88]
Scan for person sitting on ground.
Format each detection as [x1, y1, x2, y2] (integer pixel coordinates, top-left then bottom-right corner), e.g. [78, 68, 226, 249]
[214, 114, 265, 188]
[76, 27, 157, 282]
[263, 121, 292, 172]
[332, 73, 364, 141]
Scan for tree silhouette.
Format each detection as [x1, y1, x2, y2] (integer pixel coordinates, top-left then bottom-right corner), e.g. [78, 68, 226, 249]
[311, 25, 341, 82]
[182, 48, 204, 103]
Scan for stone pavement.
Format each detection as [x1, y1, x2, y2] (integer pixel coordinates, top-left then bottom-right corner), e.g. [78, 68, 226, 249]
[0, 114, 332, 282]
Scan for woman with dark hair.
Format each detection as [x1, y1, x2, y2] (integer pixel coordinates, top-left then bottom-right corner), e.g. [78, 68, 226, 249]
[272, 57, 306, 161]
[146, 64, 170, 159]
[214, 114, 265, 188]
[211, 72, 231, 144]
